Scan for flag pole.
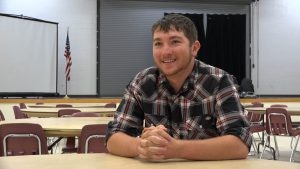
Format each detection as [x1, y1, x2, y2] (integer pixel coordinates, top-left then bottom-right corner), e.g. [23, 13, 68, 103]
[64, 27, 70, 99]
[65, 75, 68, 98]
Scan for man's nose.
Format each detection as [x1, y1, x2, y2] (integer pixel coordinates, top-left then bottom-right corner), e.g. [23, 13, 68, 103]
[161, 44, 172, 56]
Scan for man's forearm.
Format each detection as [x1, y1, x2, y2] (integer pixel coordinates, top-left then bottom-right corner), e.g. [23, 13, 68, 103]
[176, 135, 249, 160]
[107, 132, 140, 157]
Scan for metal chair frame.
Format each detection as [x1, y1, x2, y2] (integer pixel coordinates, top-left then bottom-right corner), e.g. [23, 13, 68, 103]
[246, 103, 265, 156]
[260, 109, 300, 162]
[85, 135, 106, 153]
[3, 133, 42, 156]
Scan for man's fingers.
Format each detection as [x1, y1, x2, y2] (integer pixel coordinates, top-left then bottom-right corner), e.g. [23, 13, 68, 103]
[140, 136, 168, 148]
[137, 145, 166, 160]
[156, 125, 167, 131]
[141, 127, 172, 142]
[142, 126, 156, 133]
[138, 125, 173, 161]
[147, 136, 169, 146]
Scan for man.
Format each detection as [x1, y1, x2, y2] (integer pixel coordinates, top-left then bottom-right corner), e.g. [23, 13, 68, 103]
[106, 14, 251, 161]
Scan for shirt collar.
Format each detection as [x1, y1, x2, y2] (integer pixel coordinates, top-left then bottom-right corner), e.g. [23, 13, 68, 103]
[157, 60, 197, 95]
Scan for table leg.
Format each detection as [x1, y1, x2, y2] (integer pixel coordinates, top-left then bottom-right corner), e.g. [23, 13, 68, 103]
[48, 137, 63, 153]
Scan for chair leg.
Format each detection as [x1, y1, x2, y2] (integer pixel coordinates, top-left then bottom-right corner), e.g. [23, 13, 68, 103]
[257, 132, 261, 141]
[260, 133, 268, 159]
[254, 131, 264, 153]
[260, 134, 277, 160]
[253, 139, 258, 155]
[290, 137, 294, 150]
[273, 136, 280, 159]
[250, 136, 258, 156]
[290, 136, 300, 162]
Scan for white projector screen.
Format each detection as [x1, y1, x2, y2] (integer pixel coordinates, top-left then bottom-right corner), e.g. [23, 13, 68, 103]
[0, 14, 58, 97]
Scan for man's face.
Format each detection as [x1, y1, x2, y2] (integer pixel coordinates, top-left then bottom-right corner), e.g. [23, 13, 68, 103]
[152, 27, 199, 79]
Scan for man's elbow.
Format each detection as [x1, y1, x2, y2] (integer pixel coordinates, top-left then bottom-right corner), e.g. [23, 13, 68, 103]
[106, 137, 113, 153]
[106, 133, 119, 155]
[236, 142, 249, 159]
[228, 135, 249, 159]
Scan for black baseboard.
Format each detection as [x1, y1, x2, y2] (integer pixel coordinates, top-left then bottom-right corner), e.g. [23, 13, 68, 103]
[0, 92, 59, 98]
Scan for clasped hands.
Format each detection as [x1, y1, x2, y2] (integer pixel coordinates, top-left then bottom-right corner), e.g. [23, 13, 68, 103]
[137, 125, 178, 160]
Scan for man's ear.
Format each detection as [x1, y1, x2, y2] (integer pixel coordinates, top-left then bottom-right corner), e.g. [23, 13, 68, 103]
[192, 41, 201, 57]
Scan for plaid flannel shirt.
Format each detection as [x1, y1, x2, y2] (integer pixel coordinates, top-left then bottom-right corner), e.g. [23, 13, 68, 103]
[107, 59, 252, 148]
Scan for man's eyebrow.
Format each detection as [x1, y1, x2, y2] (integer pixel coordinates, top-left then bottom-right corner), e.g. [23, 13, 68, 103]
[153, 37, 161, 42]
[169, 36, 183, 40]
[153, 36, 183, 42]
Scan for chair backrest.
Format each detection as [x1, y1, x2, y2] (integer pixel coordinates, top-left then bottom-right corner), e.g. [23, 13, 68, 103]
[57, 109, 81, 117]
[0, 110, 5, 121]
[251, 102, 264, 107]
[56, 104, 73, 108]
[19, 103, 27, 109]
[246, 103, 264, 123]
[13, 106, 28, 119]
[265, 108, 293, 136]
[270, 104, 288, 108]
[78, 124, 108, 153]
[104, 103, 116, 108]
[72, 112, 100, 117]
[0, 123, 48, 156]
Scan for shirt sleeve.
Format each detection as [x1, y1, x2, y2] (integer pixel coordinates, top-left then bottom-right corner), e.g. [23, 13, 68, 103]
[214, 74, 252, 149]
[106, 80, 144, 142]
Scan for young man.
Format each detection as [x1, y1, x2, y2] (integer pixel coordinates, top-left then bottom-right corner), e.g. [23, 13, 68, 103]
[106, 14, 251, 161]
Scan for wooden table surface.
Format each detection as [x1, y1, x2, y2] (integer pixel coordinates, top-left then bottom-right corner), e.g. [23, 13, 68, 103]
[245, 107, 300, 116]
[21, 107, 116, 118]
[26, 102, 118, 108]
[0, 153, 299, 169]
[0, 117, 113, 137]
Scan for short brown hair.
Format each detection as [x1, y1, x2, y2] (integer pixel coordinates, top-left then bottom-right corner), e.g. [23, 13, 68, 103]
[152, 14, 198, 45]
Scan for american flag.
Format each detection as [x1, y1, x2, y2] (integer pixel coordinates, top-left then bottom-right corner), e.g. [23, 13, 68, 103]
[64, 30, 72, 81]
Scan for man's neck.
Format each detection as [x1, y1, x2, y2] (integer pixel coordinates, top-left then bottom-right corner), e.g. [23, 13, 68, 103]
[166, 62, 194, 93]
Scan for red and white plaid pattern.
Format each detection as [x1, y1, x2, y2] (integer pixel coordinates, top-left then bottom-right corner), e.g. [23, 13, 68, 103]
[107, 60, 252, 148]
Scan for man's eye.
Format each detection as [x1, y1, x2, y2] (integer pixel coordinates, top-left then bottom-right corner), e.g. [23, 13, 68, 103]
[172, 40, 180, 44]
[154, 42, 162, 47]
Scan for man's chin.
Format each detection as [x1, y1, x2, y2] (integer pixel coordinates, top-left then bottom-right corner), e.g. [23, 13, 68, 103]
[161, 70, 177, 77]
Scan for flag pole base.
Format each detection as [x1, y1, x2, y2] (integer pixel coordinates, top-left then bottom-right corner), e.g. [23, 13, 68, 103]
[64, 95, 69, 99]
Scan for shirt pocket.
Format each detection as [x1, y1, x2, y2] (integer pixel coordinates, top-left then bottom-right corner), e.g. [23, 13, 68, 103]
[186, 115, 218, 139]
[186, 115, 205, 139]
[144, 114, 168, 127]
[142, 100, 169, 127]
